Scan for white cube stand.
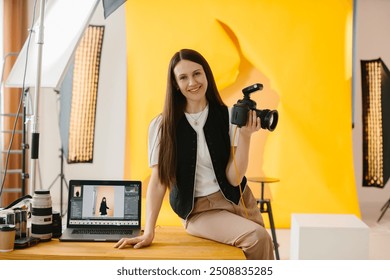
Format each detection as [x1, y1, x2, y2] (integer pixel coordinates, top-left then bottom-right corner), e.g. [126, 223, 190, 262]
[290, 214, 369, 260]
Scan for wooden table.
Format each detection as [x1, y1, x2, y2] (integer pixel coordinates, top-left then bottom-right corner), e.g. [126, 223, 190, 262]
[0, 226, 245, 260]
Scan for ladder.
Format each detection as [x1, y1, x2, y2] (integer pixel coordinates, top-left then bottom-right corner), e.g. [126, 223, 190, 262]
[0, 52, 28, 207]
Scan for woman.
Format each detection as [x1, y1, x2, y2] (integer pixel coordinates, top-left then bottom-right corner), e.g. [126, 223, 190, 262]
[99, 197, 109, 216]
[115, 49, 274, 259]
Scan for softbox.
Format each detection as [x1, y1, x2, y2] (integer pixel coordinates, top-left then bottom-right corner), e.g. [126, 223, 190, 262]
[361, 58, 390, 188]
[60, 25, 105, 163]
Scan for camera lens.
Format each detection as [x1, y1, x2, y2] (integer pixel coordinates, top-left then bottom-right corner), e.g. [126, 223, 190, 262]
[257, 109, 278, 131]
[31, 190, 52, 241]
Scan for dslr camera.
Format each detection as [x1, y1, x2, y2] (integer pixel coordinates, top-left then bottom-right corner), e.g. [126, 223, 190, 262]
[231, 83, 278, 131]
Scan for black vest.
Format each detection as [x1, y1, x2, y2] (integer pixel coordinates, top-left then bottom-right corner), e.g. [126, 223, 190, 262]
[169, 104, 247, 219]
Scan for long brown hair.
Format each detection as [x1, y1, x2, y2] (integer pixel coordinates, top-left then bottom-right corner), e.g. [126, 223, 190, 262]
[158, 49, 225, 187]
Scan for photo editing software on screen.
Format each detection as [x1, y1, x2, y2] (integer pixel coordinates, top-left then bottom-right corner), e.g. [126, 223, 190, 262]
[69, 182, 140, 226]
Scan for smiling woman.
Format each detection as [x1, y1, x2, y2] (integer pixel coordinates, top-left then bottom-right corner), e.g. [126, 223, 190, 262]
[174, 60, 208, 111]
[115, 49, 274, 260]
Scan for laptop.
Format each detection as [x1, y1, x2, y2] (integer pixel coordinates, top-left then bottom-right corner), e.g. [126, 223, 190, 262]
[59, 179, 142, 242]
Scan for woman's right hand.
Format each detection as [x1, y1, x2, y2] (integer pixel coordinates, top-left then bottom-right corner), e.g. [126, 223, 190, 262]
[240, 110, 261, 137]
[114, 232, 154, 249]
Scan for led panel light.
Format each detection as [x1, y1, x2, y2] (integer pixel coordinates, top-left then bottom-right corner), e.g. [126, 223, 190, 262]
[66, 25, 105, 163]
[361, 58, 390, 188]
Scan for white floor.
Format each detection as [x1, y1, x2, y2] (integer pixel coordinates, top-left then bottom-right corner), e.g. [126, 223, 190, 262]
[272, 201, 390, 260]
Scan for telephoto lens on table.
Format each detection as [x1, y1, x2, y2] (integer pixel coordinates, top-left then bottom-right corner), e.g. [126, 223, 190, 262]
[31, 190, 53, 241]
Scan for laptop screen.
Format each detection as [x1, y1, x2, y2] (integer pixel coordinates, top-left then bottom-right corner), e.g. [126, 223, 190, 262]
[67, 180, 141, 227]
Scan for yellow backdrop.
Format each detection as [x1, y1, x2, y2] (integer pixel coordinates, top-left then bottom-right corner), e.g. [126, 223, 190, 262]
[123, 0, 359, 228]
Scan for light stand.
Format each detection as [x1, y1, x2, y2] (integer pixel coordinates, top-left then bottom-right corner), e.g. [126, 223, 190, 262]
[48, 148, 68, 216]
[377, 198, 390, 222]
[29, 0, 46, 195]
[21, 88, 30, 195]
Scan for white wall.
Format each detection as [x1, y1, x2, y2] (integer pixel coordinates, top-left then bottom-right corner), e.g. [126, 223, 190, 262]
[37, 2, 127, 211]
[353, 0, 390, 205]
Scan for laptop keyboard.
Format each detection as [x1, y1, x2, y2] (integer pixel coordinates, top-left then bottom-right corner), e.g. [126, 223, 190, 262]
[72, 229, 134, 235]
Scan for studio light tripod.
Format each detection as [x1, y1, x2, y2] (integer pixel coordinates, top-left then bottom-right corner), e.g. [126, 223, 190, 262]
[378, 197, 390, 222]
[48, 147, 68, 216]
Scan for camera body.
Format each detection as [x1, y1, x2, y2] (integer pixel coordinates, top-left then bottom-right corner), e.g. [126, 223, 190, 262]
[231, 83, 278, 131]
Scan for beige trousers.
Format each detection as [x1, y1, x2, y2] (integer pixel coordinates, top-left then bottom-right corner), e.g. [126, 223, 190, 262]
[185, 187, 275, 260]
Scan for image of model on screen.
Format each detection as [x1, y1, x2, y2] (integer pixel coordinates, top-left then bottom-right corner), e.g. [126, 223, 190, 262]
[99, 197, 110, 216]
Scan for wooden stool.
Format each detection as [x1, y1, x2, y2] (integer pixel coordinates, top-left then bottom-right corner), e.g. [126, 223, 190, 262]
[248, 177, 280, 260]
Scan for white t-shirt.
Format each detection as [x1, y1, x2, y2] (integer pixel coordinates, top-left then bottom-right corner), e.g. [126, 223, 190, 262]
[148, 106, 239, 197]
